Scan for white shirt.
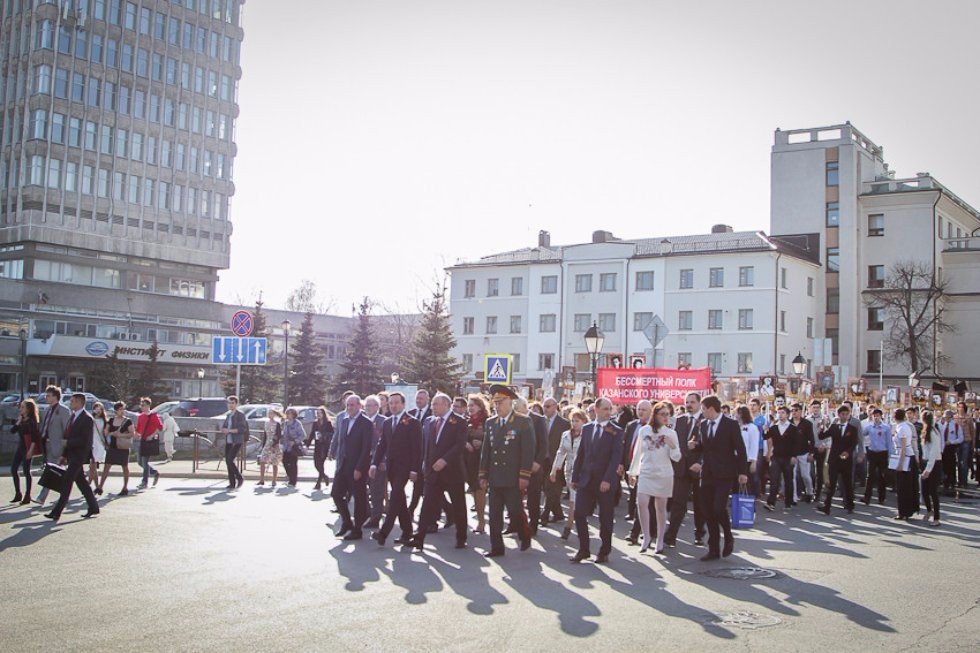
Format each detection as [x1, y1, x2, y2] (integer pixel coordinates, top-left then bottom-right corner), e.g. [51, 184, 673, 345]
[740, 423, 760, 462]
[776, 420, 790, 435]
[706, 416, 722, 439]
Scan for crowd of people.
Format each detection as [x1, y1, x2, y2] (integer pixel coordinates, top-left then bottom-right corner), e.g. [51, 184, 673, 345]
[8, 384, 978, 563]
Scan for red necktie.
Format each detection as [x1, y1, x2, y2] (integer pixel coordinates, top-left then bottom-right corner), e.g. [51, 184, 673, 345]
[66, 413, 75, 434]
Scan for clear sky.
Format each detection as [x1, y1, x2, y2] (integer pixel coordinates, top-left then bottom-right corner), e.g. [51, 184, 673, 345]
[219, 0, 980, 314]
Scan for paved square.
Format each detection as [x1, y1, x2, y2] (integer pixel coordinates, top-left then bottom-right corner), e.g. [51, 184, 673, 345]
[1, 477, 977, 652]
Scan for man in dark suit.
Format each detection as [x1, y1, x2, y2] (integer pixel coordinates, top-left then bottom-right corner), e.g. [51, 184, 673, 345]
[407, 389, 432, 516]
[411, 393, 469, 550]
[331, 395, 373, 540]
[541, 397, 571, 524]
[370, 392, 422, 546]
[480, 385, 535, 557]
[523, 400, 550, 535]
[689, 395, 748, 561]
[570, 397, 624, 564]
[363, 394, 388, 529]
[46, 393, 100, 521]
[818, 404, 860, 515]
[664, 393, 706, 547]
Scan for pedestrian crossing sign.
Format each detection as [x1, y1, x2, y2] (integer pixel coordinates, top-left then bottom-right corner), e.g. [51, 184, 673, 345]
[484, 354, 513, 385]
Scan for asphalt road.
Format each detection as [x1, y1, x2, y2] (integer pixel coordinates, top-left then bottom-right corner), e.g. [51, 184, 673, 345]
[1, 476, 978, 652]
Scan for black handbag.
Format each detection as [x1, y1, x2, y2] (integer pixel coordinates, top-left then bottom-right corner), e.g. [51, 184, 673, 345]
[39, 463, 69, 493]
[140, 439, 160, 457]
[105, 447, 130, 465]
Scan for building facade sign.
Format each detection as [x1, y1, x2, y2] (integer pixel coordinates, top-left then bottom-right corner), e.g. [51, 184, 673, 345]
[27, 335, 211, 364]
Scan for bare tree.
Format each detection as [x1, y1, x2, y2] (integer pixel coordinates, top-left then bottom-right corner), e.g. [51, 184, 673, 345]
[864, 261, 953, 374]
[285, 280, 336, 314]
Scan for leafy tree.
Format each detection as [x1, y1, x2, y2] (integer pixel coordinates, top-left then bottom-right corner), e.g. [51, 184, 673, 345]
[403, 283, 463, 395]
[288, 311, 326, 405]
[222, 297, 282, 402]
[132, 341, 170, 404]
[332, 298, 381, 398]
[94, 350, 132, 403]
[864, 260, 954, 374]
[286, 279, 334, 314]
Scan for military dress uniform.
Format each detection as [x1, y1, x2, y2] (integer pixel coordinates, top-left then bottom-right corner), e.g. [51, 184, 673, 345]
[480, 410, 535, 555]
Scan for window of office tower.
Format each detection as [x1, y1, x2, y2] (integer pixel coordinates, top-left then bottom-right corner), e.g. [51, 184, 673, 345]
[826, 202, 840, 226]
[826, 161, 839, 186]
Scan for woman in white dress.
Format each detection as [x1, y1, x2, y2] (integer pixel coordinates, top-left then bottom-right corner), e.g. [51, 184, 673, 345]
[88, 402, 108, 486]
[550, 409, 589, 541]
[628, 401, 682, 554]
[161, 411, 179, 462]
[257, 409, 284, 487]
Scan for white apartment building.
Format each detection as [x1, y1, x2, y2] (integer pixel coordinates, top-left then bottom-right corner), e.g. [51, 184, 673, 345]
[447, 228, 821, 387]
[770, 122, 980, 384]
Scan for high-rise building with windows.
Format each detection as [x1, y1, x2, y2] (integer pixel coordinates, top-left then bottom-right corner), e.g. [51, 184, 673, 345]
[0, 0, 246, 395]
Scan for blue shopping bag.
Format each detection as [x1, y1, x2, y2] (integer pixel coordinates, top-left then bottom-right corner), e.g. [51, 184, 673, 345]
[731, 490, 756, 529]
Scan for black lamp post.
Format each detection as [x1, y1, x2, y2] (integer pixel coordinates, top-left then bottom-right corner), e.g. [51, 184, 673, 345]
[281, 319, 292, 405]
[792, 351, 807, 377]
[19, 328, 28, 401]
[584, 321, 605, 399]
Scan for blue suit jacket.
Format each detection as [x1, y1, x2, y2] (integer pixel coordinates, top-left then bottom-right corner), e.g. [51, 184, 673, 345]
[572, 421, 624, 488]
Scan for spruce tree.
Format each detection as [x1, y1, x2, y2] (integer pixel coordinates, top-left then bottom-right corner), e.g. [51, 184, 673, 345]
[403, 284, 463, 395]
[332, 298, 381, 398]
[133, 341, 170, 404]
[288, 311, 325, 405]
[95, 351, 132, 403]
[222, 298, 281, 403]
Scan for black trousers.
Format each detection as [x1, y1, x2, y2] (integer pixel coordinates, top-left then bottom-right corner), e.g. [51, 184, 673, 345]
[50, 459, 99, 518]
[380, 475, 413, 540]
[863, 450, 889, 504]
[823, 458, 854, 511]
[408, 475, 423, 515]
[331, 466, 367, 533]
[225, 443, 243, 486]
[767, 456, 794, 508]
[575, 481, 615, 556]
[665, 472, 704, 543]
[700, 480, 733, 555]
[282, 449, 298, 485]
[542, 464, 564, 520]
[10, 442, 32, 497]
[942, 445, 958, 491]
[488, 485, 528, 553]
[313, 441, 330, 485]
[814, 449, 827, 497]
[922, 465, 942, 520]
[417, 476, 467, 545]
[526, 469, 545, 530]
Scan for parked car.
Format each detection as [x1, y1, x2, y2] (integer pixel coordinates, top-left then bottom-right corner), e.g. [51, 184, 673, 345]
[171, 398, 229, 418]
[1, 392, 22, 424]
[151, 401, 180, 416]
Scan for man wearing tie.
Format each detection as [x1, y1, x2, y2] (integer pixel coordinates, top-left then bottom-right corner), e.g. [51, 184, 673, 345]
[664, 393, 706, 547]
[540, 397, 571, 525]
[570, 397, 624, 564]
[410, 393, 469, 550]
[818, 405, 860, 515]
[689, 395, 748, 561]
[370, 392, 422, 547]
[480, 385, 534, 557]
[407, 389, 432, 517]
[363, 395, 387, 529]
[46, 393, 100, 521]
[332, 395, 373, 541]
[35, 386, 70, 506]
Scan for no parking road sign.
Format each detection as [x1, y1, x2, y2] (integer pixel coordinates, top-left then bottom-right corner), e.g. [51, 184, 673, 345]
[231, 310, 254, 337]
[484, 354, 513, 385]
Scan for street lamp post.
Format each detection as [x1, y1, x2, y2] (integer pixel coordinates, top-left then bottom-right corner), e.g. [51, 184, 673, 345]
[196, 368, 205, 398]
[584, 322, 605, 399]
[281, 319, 292, 406]
[792, 351, 807, 398]
[19, 328, 28, 401]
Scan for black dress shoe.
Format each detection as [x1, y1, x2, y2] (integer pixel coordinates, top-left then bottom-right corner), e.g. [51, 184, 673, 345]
[336, 524, 352, 538]
[11, 493, 23, 503]
[82, 510, 100, 519]
[95, 488, 103, 496]
[700, 552, 721, 561]
[44, 512, 59, 521]
[502, 526, 516, 535]
[569, 551, 590, 563]
[225, 485, 236, 490]
[394, 535, 413, 546]
[818, 505, 831, 515]
[455, 541, 467, 549]
[406, 537, 423, 551]
[626, 536, 638, 546]
[485, 549, 505, 558]
[371, 532, 386, 546]
[663, 538, 676, 548]
[520, 538, 531, 552]
[595, 553, 609, 564]
[343, 531, 363, 541]
[722, 540, 733, 557]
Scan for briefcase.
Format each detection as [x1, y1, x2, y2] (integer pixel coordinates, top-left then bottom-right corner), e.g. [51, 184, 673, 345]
[105, 447, 130, 466]
[731, 490, 756, 529]
[140, 439, 160, 457]
[39, 463, 69, 494]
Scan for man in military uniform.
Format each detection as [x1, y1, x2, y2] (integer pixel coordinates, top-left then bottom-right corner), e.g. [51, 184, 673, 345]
[480, 385, 535, 557]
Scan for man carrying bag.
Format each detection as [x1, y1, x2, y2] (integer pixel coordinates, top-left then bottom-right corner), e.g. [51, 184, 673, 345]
[45, 393, 100, 522]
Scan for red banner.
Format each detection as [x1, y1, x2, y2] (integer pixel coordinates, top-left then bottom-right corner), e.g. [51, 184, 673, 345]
[597, 367, 712, 405]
